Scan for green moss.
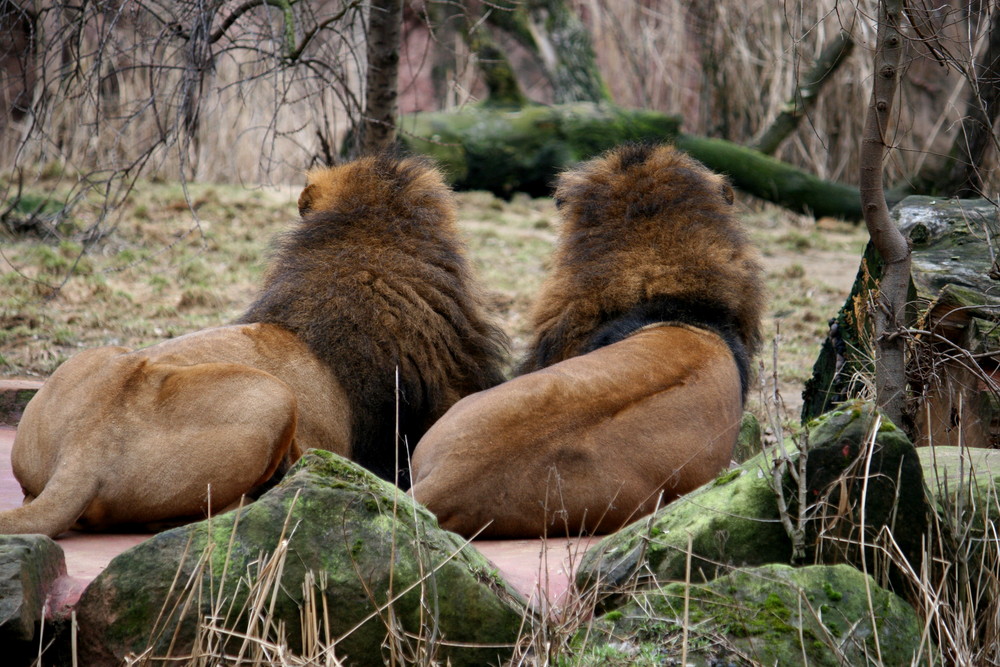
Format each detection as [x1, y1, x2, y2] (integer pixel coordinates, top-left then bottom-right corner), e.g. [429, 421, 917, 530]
[763, 592, 791, 619]
[821, 581, 843, 601]
[401, 103, 680, 198]
[81, 450, 528, 665]
[588, 564, 923, 667]
[713, 468, 743, 486]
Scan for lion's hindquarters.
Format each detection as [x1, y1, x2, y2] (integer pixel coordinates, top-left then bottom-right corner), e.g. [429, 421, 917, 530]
[411, 326, 743, 538]
[93, 362, 299, 524]
[3, 355, 298, 536]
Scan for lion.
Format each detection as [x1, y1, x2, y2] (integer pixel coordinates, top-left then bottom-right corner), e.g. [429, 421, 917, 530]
[2, 154, 508, 538]
[410, 143, 765, 538]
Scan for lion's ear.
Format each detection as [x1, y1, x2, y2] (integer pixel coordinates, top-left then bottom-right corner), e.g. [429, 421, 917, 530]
[298, 183, 316, 217]
[721, 182, 735, 205]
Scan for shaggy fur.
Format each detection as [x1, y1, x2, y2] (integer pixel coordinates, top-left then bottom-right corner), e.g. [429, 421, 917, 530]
[520, 142, 765, 390]
[239, 154, 508, 486]
[410, 143, 766, 538]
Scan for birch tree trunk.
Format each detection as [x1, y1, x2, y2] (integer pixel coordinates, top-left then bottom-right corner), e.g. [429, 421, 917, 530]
[859, 0, 911, 427]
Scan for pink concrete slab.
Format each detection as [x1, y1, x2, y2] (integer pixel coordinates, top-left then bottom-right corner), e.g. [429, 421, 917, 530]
[1, 424, 593, 619]
[474, 537, 598, 609]
[0, 426, 149, 618]
[0, 379, 44, 391]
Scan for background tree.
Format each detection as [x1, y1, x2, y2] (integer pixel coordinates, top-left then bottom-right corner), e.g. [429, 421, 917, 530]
[360, 0, 403, 153]
[859, 0, 911, 428]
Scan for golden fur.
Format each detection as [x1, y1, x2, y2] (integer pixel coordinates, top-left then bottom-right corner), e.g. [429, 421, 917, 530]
[3, 154, 507, 537]
[411, 143, 764, 538]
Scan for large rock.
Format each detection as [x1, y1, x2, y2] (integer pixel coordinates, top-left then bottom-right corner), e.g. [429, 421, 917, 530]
[796, 401, 929, 593]
[0, 534, 65, 643]
[76, 450, 527, 666]
[802, 196, 1000, 447]
[918, 445, 1000, 619]
[921, 445, 1000, 510]
[581, 563, 926, 666]
[0, 380, 41, 426]
[576, 401, 928, 604]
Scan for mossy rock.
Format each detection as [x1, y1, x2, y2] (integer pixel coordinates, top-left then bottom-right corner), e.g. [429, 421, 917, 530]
[0, 382, 40, 426]
[802, 196, 999, 422]
[581, 563, 927, 667]
[76, 450, 527, 666]
[920, 445, 1000, 527]
[575, 440, 792, 602]
[733, 411, 763, 463]
[577, 401, 928, 606]
[0, 534, 65, 645]
[797, 400, 929, 592]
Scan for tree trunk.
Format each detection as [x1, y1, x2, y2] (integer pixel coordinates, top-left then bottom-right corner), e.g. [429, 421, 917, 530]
[754, 32, 854, 156]
[360, 0, 403, 155]
[859, 0, 911, 429]
[399, 102, 867, 220]
[942, 8, 1000, 197]
[459, 3, 527, 107]
[487, 0, 611, 104]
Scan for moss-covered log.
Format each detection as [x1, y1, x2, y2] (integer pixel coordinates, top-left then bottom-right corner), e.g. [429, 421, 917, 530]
[399, 102, 865, 220]
[398, 102, 681, 197]
[674, 134, 862, 220]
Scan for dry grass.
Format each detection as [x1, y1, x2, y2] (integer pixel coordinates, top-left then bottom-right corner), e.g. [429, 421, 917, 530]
[2, 0, 989, 201]
[580, 0, 988, 190]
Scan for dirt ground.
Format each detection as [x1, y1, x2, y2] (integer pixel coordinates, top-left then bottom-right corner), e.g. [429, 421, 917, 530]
[0, 182, 869, 430]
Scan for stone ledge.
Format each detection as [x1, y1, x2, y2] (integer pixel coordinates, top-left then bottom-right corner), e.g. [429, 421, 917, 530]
[0, 380, 43, 427]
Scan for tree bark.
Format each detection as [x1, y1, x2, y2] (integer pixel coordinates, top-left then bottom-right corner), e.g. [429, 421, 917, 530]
[859, 0, 911, 428]
[487, 0, 611, 104]
[360, 0, 403, 155]
[939, 8, 1000, 196]
[754, 31, 854, 156]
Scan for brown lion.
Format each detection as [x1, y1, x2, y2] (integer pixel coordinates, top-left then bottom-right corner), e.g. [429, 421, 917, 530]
[411, 143, 765, 538]
[3, 154, 507, 538]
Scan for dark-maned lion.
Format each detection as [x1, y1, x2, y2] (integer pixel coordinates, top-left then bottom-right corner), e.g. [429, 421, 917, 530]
[411, 143, 765, 538]
[3, 154, 507, 538]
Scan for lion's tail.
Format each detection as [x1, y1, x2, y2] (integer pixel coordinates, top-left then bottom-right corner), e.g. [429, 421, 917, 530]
[0, 458, 99, 538]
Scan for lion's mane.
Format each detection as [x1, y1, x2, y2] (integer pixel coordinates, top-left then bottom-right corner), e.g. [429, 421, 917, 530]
[239, 154, 508, 486]
[520, 143, 765, 395]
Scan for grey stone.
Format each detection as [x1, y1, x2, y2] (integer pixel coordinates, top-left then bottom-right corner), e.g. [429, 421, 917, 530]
[0, 534, 65, 643]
